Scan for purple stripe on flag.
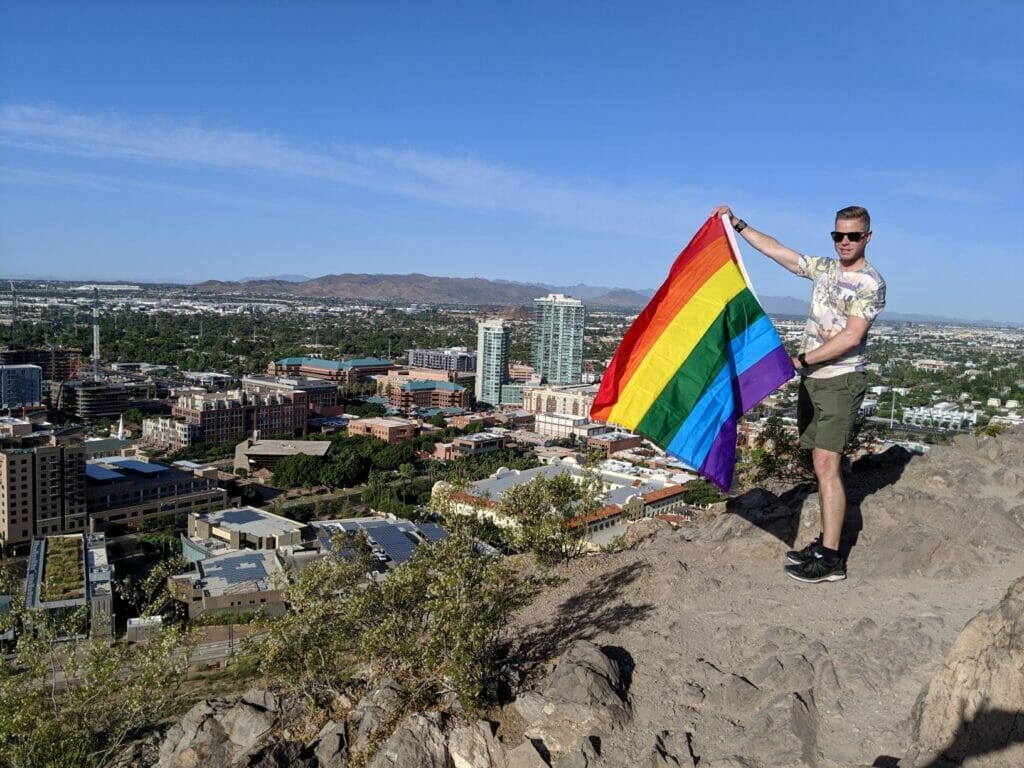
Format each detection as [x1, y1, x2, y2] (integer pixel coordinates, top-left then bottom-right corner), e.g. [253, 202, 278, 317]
[737, 345, 795, 413]
[699, 416, 738, 491]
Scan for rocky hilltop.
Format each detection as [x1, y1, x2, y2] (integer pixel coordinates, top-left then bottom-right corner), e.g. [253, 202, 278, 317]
[127, 428, 1024, 767]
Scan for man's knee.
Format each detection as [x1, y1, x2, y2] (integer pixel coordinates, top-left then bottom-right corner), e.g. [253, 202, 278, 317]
[812, 448, 842, 477]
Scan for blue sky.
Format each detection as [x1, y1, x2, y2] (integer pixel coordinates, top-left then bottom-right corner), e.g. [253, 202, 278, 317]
[1, 2, 1021, 322]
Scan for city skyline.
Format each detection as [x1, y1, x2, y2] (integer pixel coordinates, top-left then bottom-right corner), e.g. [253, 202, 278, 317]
[1, 3, 1022, 323]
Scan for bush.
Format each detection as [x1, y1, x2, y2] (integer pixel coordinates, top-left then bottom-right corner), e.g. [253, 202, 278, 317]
[259, 528, 531, 710]
[0, 565, 195, 768]
[350, 527, 531, 709]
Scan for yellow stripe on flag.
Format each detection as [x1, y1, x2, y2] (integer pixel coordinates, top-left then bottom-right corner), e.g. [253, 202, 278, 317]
[607, 260, 746, 427]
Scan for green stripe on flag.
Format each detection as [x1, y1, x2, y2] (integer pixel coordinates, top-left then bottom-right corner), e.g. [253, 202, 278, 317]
[636, 289, 765, 447]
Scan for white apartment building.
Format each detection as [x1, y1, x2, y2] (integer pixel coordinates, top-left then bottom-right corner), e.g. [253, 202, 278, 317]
[534, 294, 585, 385]
[475, 319, 510, 406]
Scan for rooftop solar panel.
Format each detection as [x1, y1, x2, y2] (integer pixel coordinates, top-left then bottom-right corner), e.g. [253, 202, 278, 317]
[418, 523, 449, 543]
[85, 464, 124, 481]
[105, 458, 168, 474]
[369, 525, 419, 564]
[200, 551, 271, 586]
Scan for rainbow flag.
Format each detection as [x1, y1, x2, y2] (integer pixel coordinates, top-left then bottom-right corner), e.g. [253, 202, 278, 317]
[590, 215, 793, 490]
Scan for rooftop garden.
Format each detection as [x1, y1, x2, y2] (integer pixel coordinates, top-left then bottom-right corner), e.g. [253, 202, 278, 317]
[41, 536, 86, 603]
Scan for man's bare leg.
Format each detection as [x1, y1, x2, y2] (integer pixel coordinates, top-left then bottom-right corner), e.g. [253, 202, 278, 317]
[812, 447, 845, 552]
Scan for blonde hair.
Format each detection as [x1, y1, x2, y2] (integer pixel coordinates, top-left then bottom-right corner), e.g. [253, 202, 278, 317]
[836, 205, 870, 229]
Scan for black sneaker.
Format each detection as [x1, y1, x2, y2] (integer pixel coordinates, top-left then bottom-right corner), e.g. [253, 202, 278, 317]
[785, 556, 847, 583]
[785, 534, 823, 566]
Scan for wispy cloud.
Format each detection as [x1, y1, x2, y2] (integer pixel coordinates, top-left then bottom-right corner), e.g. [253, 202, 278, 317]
[0, 103, 706, 238]
[869, 169, 991, 203]
[0, 164, 273, 208]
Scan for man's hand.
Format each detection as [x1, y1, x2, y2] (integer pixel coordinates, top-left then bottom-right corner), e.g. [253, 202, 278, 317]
[711, 205, 738, 228]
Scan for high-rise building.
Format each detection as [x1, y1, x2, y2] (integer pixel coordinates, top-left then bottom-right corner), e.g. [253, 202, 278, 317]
[533, 294, 586, 385]
[55, 379, 129, 421]
[0, 364, 42, 409]
[475, 320, 510, 406]
[406, 347, 477, 373]
[0, 346, 81, 382]
[1, 436, 87, 547]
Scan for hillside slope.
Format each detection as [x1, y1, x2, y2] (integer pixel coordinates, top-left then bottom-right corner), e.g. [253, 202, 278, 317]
[133, 428, 1024, 767]
[504, 428, 1024, 766]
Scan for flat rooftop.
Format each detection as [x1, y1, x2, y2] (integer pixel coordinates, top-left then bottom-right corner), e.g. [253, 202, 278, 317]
[202, 506, 306, 538]
[352, 417, 416, 428]
[197, 550, 282, 596]
[240, 440, 331, 458]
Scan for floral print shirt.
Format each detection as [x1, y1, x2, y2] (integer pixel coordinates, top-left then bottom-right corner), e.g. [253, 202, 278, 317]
[796, 255, 886, 379]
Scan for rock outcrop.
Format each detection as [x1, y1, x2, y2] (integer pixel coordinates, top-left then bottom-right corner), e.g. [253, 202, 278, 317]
[156, 692, 280, 768]
[903, 576, 1024, 767]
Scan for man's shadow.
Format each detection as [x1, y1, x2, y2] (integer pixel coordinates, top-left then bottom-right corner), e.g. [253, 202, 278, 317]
[724, 444, 916, 554]
[873, 707, 1024, 767]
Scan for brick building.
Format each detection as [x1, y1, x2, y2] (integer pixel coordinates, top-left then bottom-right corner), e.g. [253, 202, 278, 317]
[0, 435, 87, 547]
[267, 356, 395, 384]
[346, 417, 418, 443]
[386, 380, 469, 410]
[148, 386, 309, 448]
[85, 456, 230, 532]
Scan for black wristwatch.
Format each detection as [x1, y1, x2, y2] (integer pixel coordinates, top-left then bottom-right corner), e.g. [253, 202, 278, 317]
[733, 219, 747, 233]
[797, 353, 809, 369]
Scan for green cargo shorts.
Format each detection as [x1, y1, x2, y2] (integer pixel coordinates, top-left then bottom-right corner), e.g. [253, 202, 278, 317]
[797, 372, 867, 454]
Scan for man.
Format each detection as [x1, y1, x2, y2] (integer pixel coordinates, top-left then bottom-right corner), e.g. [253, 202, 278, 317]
[711, 204, 886, 583]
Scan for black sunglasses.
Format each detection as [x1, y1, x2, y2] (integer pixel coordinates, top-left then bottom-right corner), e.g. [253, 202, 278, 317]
[831, 230, 869, 243]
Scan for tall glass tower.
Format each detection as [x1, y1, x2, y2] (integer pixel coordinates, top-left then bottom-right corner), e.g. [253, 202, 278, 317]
[533, 294, 585, 385]
[475, 319, 510, 406]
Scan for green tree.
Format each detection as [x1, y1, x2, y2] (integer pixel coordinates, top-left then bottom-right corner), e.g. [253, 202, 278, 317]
[0, 567, 194, 768]
[115, 554, 188, 618]
[258, 532, 373, 698]
[121, 407, 145, 426]
[398, 462, 417, 484]
[683, 478, 725, 506]
[748, 414, 814, 485]
[346, 525, 531, 709]
[322, 450, 370, 489]
[500, 469, 605, 566]
[271, 453, 324, 489]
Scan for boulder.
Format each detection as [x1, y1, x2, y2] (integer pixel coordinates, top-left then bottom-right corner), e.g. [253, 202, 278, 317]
[552, 735, 603, 767]
[155, 698, 276, 768]
[347, 677, 406, 755]
[507, 740, 551, 768]
[522, 641, 632, 757]
[312, 720, 349, 768]
[243, 740, 315, 767]
[904, 576, 1024, 767]
[367, 712, 451, 768]
[449, 719, 509, 768]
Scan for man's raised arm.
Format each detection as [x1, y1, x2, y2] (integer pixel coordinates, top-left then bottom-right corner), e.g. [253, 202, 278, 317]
[711, 205, 803, 274]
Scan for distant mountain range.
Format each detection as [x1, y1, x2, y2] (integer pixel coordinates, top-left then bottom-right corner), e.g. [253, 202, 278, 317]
[191, 273, 658, 308]
[240, 274, 311, 283]
[2, 270, 1016, 326]
[190, 272, 978, 325]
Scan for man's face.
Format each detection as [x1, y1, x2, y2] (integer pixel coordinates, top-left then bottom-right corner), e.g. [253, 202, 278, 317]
[833, 217, 871, 263]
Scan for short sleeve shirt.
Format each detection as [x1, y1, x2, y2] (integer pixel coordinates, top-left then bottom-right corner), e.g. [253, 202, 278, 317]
[795, 255, 886, 379]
